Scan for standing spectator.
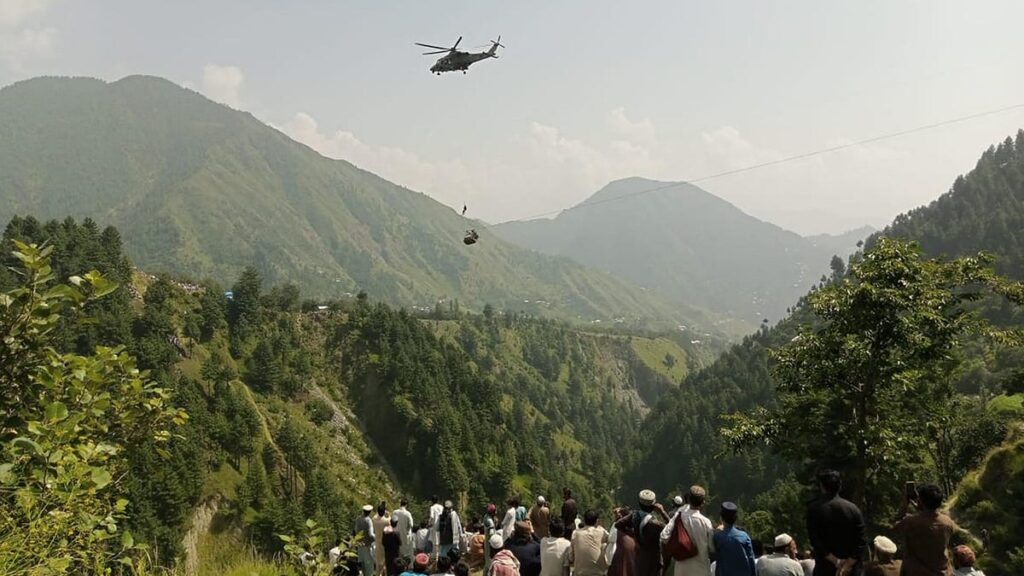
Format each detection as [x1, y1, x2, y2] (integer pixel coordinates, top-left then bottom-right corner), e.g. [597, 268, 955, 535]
[661, 486, 715, 576]
[506, 521, 543, 576]
[415, 520, 432, 555]
[540, 518, 573, 576]
[755, 534, 803, 576]
[490, 534, 523, 576]
[608, 507, 638, 576]
[806, 470, 865, 576]
[384, 517, 404, 576]
[952, 545, 985, 576]
[355, 504, 378, 576]
[433, 500, 465, 561]
[530, 496, 553, 539]
[484, 504, 499, 575]
[504, 498, 521, 540]
[562, 489, 579, 541]
[619, 489, 668, 576]
[864, 536, 900, 576]
[430, 496, 445, 527]
[375, 502, 392, 576]
[711, 502, 755, 576]
[394, 499, 416, 561]
[893, 483, 959, 576]
[570, 510, 610, 576]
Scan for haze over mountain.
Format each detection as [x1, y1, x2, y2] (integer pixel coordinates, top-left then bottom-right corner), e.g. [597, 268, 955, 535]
[493, 178, 851, 327]
[0, 75, 719, 332]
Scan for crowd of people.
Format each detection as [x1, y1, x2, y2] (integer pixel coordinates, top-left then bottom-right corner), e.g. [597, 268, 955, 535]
[321, 471, 985, 576]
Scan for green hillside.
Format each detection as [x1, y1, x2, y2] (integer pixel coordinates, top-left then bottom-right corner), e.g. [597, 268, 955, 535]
[623, 130, 1024, 533]
[0, 75, 716, 332]
[493, 177, 841, 329]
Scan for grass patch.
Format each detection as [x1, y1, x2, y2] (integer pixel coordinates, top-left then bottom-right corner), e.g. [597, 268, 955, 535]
[201, 462, 243, 500]
[630, 337, 689, 383]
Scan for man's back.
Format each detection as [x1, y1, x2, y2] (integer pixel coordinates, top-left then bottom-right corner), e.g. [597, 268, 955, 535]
[806, 495, 865, 572]
[506, 536, 543, 576]
[530, 506, 552, 538]
[540, 536, 571, 576]
[894, 511, 956, 576]
[570, 525, 609, 576]
[756, 554, 803, 576]
[661, 508, 714, 575]
[712, 526, 755, 576]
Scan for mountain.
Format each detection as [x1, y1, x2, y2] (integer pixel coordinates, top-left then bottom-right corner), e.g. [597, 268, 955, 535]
[622, 130, 1024, 541]
[0, 75, 716, 332]
[492, 177, 841, 329]
[805, 225, 875, 258]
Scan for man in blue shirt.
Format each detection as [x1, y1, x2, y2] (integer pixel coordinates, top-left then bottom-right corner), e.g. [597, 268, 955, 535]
[712, 502, 755, 576]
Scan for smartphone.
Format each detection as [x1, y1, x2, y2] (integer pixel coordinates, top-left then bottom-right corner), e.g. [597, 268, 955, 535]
[904, 481, 918, 501]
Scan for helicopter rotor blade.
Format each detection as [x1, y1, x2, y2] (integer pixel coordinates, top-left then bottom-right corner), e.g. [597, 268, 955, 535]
[452, 36, 462, 49]
[422, 50, 450, 55]
[415, 42, 451, 51]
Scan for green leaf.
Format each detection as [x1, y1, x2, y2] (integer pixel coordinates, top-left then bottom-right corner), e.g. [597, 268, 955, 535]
[121, 530, 134, 549]
[12, 437, 42, 455]
[90, 467, 113, 489]
[45, 401, 69, 422]
[278, 534, 293, 543]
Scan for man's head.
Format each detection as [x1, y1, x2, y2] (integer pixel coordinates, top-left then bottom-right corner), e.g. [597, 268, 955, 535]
[773, 534, 795, 556]
[817, 469, 842, 496]
[638, 489, 656, 512]
[719, 502, 738, 526]
[486, 503, 497, 515]
[454, 561, 470, 576]
[432, 495, 440, 504]
[583, 509, 599, 526]
[563, 488, 572, 499]
[390, 517, 399, 528]
[401, 498, 409, 508]
[488, 533, 504, 551]
[873, 536, 897, 561]
[436, 556, 453, 574]
[953, 545, 977, 569]
[377, 502, 387, 516]
[363, 504, 374, 516]
[686, 485, 707, 509]
[537, 495, 546, 506]
[917, 483, 944, 511]
[444, 500, 454, 510]
[514, 521, 531, 538]
[413, 553, 430, 572]
[549, 518, 565, 538]
[507, 497, 519, 508]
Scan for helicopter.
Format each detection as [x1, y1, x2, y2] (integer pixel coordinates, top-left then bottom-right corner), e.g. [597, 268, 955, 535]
[416, 36, 503, 75]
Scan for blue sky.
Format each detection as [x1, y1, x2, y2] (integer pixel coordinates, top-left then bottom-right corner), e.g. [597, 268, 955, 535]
[3, 0, 1024, 233]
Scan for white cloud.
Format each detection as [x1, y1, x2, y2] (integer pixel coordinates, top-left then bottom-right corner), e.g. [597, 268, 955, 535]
[282, 112, 475, 210]
[0, 0, 48, 27]
[201, 64, 244, 108]
[607, 107, 656, 146]
[0, 0, 54, 72]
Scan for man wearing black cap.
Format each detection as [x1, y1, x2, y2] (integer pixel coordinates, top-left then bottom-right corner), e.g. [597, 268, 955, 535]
[711, 502, 755, 576]
[806, 470, 864, 576]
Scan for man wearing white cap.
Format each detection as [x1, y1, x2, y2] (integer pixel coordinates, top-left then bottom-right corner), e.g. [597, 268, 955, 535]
[864, 536, 900, 576]
[661, 486, 715, 576]
[529, 496, 552, 539]
[755, 534, 803, 576]
[618, 489, 669, 576]
[355, 504, 377, 576]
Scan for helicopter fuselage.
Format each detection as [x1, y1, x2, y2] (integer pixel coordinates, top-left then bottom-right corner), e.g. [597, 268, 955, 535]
[430, 50, 495, 74]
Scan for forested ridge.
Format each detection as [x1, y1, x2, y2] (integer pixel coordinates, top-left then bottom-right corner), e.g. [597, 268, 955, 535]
[0, 215, 716, 574]
[623, 131, 1024, 572]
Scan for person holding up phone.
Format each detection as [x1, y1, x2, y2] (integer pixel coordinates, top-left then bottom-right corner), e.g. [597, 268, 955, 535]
[893, 483, 960, 576]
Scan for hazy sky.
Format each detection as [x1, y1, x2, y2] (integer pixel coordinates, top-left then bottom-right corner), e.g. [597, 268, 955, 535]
[2, 0, 1024, 235]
